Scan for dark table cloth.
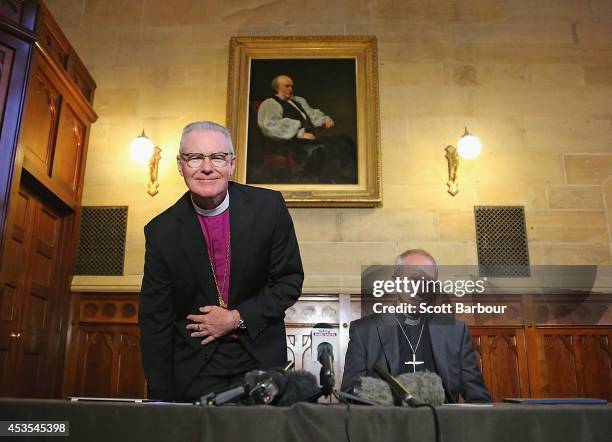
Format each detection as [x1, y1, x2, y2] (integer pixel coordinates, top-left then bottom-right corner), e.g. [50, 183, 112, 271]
[0, 399, 610, 442]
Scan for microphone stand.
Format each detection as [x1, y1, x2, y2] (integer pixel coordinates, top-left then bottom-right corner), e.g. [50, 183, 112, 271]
[372, 363, 442, 442]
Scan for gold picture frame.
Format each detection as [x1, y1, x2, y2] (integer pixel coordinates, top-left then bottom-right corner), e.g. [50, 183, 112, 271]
[226, 36, 381, 207]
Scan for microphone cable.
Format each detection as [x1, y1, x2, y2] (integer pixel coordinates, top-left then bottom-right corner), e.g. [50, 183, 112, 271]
[331, 389, 353, 442]
[414, 402, 441, 442]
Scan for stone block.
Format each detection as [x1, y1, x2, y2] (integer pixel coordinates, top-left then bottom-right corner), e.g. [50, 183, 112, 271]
[438, 209, 476, 241]
[547, 186, 604, 210]
[476, 184, 548, 208]
[526, 210, 608, 242]
[530, 64, 584, 86]
[94, 88, 139, 117]
[584, 66, 612, 86]
[339, 209, 438, 242]
[530, 243, 611, 265]
[565, 154, 612, 184]
[524, 117, 612, 153]
[289, 209, 340, 242]
[384, 184, 476, 210]
[83, 0, 143, 26]
[300, 242, 396, 277]
[396, 241, 478, 265]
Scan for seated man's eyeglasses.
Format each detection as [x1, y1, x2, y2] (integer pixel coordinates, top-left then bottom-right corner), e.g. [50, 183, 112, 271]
[179, 152, 233, 168]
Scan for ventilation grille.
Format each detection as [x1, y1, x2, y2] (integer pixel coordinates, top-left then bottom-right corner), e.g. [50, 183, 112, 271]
[75, 206, 128, 276]
[474, 206, 530, 277]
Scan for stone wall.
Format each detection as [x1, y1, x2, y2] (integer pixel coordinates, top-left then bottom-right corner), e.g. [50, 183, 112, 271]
[45, 0, 612, 293]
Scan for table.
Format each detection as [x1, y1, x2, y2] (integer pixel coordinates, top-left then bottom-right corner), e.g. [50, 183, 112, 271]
[1, 399, 610, 442]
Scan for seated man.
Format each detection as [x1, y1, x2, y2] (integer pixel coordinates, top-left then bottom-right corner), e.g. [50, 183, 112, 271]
[255, 74, 356, 184]
[341, 249, 491, 403]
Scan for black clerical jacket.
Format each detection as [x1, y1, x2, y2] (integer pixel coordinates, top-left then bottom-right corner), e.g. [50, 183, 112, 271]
[341, 313, 491, 403]
[139, 182, 304, 401]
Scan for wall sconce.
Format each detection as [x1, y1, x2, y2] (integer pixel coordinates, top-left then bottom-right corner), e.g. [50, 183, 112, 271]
[130, 130, 162, 197]
[445, 127, 482, 196]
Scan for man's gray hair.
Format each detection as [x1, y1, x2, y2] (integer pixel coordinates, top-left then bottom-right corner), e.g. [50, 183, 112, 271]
[179, 121, 234, 154]
[271, 74, 291, 92]
[394, 249, 439, 279]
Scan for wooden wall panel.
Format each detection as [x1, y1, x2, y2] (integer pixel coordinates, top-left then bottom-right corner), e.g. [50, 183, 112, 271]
[63, 293, 612, 401]
[470, 328, 530, 402]
[52, 102, 84, 198]
[20, 59, 60, 174]
[0, 41, 15, 125]
[580, 334, 611, 399]
[116, 332, 146, 398]
[63, 295, 146, 399]
[1, 1, 96, 400]
[536, 328, 612, 400]
[78, 329, 113, 397]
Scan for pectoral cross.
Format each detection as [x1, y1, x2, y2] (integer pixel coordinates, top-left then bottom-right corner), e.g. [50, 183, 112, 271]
[404, 353, 424, 373]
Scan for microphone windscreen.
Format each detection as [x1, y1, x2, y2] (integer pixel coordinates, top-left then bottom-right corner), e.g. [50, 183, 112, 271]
[355, 376, 393, 405]
[317, 342, 333, 361]
[397, 371, 445, 406]
[276, 370, 321, 406]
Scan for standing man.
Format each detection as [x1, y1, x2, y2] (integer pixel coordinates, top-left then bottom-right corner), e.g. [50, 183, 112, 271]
[341, 249, 490, 403]
[139, 121, 303, 402]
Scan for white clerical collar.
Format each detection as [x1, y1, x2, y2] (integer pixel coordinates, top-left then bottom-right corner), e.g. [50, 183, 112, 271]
[191, 191, 229, 216]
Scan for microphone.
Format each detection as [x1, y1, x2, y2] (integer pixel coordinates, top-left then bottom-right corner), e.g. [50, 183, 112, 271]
[312, 323, 336, 396]
[372, 363, 418, 407]
[350, 376, 394, 405]
[243, 369, 287, 405]
[201, 368, 287, 406]
[275, 370, 321, 406]
[317, 342, 335, 396]
[352, 371, 445, 407]
[397, 372, 445, 407]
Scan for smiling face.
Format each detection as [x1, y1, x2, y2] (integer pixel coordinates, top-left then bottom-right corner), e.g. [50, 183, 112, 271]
[177, 129, 235, 209]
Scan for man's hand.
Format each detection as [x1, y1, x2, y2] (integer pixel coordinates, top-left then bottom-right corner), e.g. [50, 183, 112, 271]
[322, 118, 335, 129]
[302, 131, 316, 140]
[186, 306, 240, 345]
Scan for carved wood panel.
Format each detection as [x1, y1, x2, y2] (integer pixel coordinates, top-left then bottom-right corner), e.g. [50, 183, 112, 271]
[71, 326, 146, 399]
[537, 329, 612, 399]
[52, 102, 85, 198]
[580, 334, 611, 399]
[63, 293, 612, 401]
[20, 59, 60, 175]
[470, 328, 530, 402]
[0, 42, 15, 127]
[0, 0, 23, 24]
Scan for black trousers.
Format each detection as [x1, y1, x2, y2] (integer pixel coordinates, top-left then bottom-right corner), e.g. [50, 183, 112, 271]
[182, 339, 261, 403]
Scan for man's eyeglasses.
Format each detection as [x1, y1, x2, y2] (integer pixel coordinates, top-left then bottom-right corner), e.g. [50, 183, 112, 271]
[179, 152, 233, 168]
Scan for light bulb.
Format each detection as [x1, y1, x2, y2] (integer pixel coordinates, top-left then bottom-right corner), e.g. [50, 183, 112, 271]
[130, 130, 154, 164]
[457, 130, 481, 160]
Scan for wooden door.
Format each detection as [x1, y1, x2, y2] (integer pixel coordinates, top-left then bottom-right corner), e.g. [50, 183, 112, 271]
[0, 179, 69, 397]
[0, 187, 31, 394]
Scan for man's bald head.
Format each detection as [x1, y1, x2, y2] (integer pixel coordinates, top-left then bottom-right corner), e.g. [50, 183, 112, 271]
[394, 249, 438, 281]
[271, 75, 294, 100]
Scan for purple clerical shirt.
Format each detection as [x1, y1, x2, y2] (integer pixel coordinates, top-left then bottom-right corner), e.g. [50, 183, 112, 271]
[196, 209, 231, 307]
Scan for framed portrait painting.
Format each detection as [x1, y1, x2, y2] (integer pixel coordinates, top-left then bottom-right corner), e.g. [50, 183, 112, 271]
[226, 36, 381, 207]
